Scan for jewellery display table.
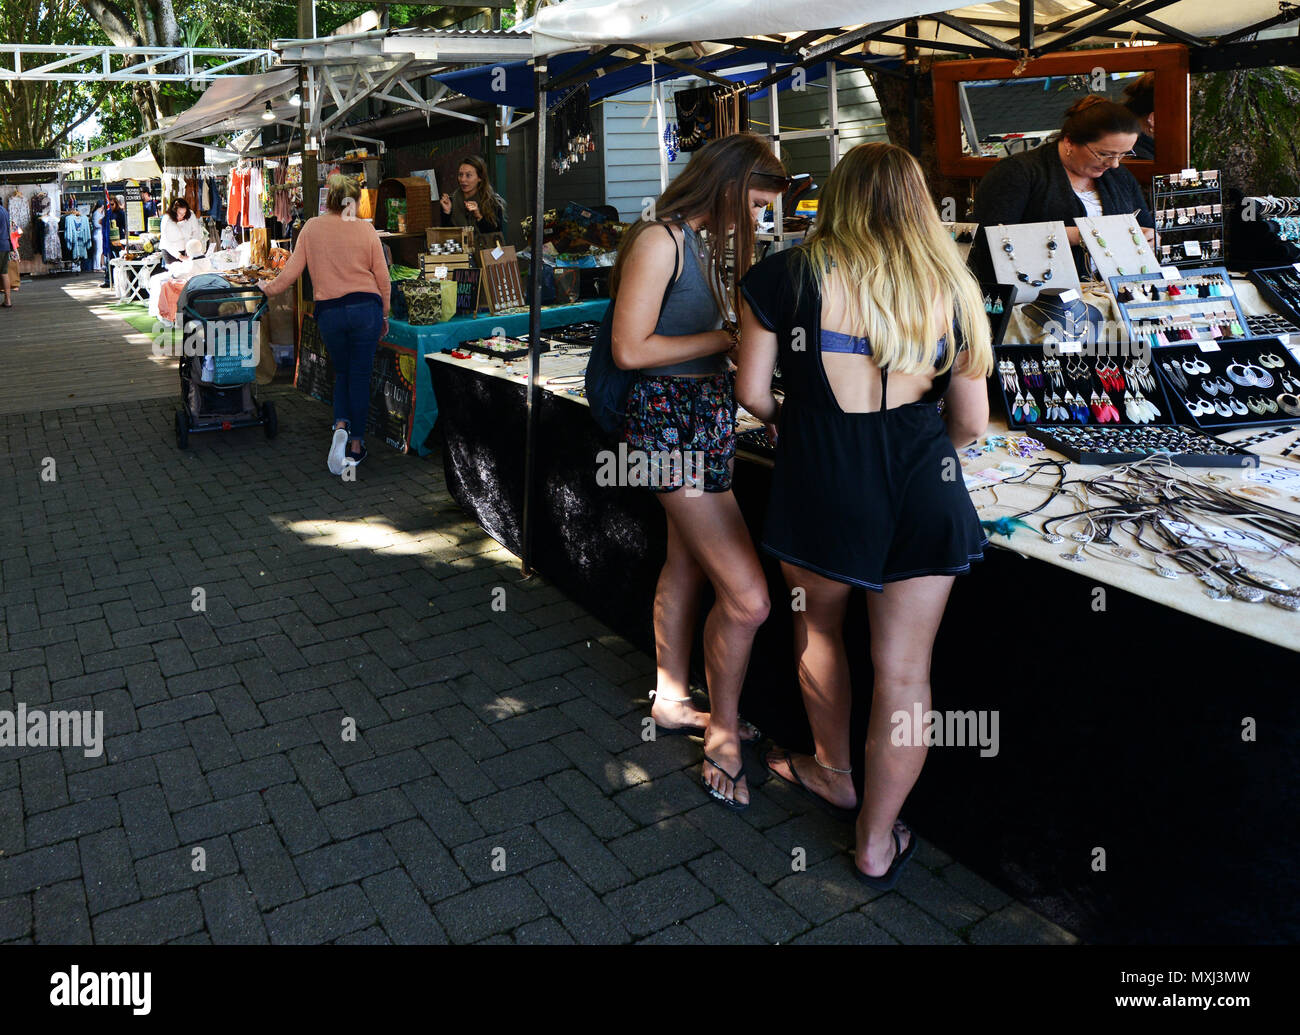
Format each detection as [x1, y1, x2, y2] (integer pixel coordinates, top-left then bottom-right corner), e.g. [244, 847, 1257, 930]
[375, 299, 609, 456]
[428, 346, 1299, 944]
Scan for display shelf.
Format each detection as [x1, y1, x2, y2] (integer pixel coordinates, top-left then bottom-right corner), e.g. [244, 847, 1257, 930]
[1152, 336, 1300, 430]
[1247, 264, 1300, 326]
[1151, 168, 1224, 271]
[1108, 268, 1248, 347]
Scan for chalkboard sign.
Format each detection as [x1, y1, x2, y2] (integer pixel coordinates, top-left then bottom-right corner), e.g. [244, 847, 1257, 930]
[294, 313, 416, 452]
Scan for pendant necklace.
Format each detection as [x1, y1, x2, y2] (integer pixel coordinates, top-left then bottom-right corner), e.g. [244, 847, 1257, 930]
[1001, 226, 1057, 287]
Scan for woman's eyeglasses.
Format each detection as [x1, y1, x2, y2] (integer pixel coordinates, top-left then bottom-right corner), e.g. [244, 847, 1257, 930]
[1085, 143, 1137, 163]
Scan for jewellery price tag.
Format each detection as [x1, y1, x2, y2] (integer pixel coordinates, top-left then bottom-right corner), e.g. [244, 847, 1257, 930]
[1196, 340, 1221, 353]
[433, 265, 449, 279]
[1059, 289, 1080, 303]
[1161, 266, 1182, 280]
[1244, 467, 1300, 488]
[1183, 239, 1203, 258]
[1293, 263, 1300, 274]
[1181, 168, 1198, 179]
[491, 246, 504, 261]
[1059, 341, 1083, 354]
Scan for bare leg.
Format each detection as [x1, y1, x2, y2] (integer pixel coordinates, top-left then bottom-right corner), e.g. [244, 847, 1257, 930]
[657, 488, 769, 805]
[765, 562, 856, 810]
[856, 575, 955, 877]
[647, 511, 707, 725]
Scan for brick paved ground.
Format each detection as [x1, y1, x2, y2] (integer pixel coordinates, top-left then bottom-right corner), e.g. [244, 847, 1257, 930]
[0, 386, 1077, 945]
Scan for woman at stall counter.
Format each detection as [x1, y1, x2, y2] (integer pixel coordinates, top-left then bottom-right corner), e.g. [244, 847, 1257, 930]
[737, 142, 993, 887]
[610, 132, 787, 809]
[260, 174, 391, 475]
[439, 155, 506, 236]
[971, 95, 1154, 280]
[160, 198, 204, 265]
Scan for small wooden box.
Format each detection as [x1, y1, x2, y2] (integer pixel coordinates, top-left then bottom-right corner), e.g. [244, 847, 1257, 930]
[424, 226, 473, 266]
[375, 177, 432, 235]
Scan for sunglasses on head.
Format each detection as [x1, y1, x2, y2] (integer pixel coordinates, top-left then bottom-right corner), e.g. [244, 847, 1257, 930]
[750, 171, 795, 191]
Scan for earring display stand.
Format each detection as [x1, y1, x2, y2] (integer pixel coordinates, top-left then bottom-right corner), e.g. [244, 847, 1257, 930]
[993, 342, 1172, 431]
[1246, 263, 1300, 326]
[1074, 214, 1160, 284]
[477, 245, 527, 314]
[1151, 168, 1224, 271]
[984, 221, 1079, 305]
[942, 221, 979, 263]
[1108, 268, 1249, 348]
[1152, 336, 1300, 430]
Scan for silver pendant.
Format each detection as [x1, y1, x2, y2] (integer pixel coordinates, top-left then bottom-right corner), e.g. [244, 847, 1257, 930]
[1070, 532, 1092, 543]
[1154, 564, 1180, 580]
[1061, 550, 1086, 563]
[1111, 546, 1139, 560]
[1268, 592, 1300, 612]
[1042, 533, 1063, 544]
[1230, 584, 1266, 603]
[1243, 569, 1293, 592]
[1204, 587, 1230, 601]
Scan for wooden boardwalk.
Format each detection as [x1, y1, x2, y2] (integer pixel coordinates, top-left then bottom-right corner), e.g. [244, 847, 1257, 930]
[0, 271, 177, 416]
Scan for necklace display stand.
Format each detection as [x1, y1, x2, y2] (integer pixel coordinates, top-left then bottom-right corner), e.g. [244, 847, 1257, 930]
[943, 221, 979, 263]
[1075, 214, 1160, 284]
[985, 221, 1079, 305]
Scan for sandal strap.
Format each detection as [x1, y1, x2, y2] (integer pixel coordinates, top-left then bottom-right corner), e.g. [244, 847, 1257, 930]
[702, 753, 743, 784]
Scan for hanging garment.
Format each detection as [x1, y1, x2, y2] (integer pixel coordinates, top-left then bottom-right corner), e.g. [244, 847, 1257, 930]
[41, 215, 62, 262]
[274, 162, 291, 225]
[228, 168, 247, 229]
[64, 212, 91, 260]
[201, 177, 211, 215]
[7, 191, 29, 231]
[247, 165, 266, 229]
[209, 176, 226, 224]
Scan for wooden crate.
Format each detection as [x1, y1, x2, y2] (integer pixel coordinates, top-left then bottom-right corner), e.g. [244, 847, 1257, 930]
[426, 226, 474, 252]
[375, 177, 432, 235]
[420, 253, 469, 276]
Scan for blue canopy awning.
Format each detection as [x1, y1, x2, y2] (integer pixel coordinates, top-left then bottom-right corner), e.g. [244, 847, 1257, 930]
[432, 48, 897, 110]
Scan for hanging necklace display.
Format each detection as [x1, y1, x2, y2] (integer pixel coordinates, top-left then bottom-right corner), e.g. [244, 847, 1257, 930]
[549, 83, 594, 174]
[1076, 213, 1158, 282]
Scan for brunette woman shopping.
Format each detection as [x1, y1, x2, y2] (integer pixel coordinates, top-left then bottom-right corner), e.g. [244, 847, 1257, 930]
[737, 143, 993, 881]
[610, 132, 787, 808]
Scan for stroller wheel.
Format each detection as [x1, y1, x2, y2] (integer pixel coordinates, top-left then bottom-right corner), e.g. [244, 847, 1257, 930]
[262, 401, 278, 439]
[175, 411, 189, 449]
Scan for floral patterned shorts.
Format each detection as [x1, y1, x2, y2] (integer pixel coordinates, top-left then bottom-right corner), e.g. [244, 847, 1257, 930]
[623, 371, 736, 493]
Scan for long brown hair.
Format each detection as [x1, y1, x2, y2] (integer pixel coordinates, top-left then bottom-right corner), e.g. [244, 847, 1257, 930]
[610, 132, 785, 319]
[457, 155, 503, 225]
[802, 142, 992, 377]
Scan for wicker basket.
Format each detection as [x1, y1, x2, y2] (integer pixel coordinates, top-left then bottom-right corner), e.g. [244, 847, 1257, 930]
[375, 177, 432, 235]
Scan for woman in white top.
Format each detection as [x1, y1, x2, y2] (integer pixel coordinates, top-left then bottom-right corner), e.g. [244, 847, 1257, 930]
[160, 198, 203, 264]
[91, 202, 105, 271]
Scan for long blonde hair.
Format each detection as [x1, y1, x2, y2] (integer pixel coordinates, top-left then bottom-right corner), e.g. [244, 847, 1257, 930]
[801, 142, 992, 377]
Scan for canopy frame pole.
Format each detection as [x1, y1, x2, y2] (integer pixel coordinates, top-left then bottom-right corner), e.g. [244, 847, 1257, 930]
[522, 58, 548, 578]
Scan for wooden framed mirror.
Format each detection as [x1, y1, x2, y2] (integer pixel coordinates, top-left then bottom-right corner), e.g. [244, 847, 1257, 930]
[933, 44, 1189, 184]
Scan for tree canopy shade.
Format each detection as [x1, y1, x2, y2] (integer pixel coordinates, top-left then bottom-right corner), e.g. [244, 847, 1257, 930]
[0, 0, 110, 149]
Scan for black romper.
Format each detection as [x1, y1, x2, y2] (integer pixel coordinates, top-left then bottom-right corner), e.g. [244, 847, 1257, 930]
[739, 248, 987, 591]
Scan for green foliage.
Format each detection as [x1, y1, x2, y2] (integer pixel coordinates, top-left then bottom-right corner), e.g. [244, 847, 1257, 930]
[1191, 66, 1300, 197]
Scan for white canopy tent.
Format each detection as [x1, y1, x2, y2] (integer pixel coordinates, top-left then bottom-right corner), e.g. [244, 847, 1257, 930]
[101, 145, 161, 181]
[532, 1, 1298, 58]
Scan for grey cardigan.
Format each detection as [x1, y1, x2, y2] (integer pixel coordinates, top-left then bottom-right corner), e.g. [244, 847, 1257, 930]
[970, 138, 1154, 280]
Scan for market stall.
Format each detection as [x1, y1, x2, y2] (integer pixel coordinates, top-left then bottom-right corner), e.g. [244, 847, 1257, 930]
[415, 2, 1300, 942]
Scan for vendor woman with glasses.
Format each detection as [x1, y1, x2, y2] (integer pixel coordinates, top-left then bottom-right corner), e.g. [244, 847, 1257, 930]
[971, 95, 1154, 279]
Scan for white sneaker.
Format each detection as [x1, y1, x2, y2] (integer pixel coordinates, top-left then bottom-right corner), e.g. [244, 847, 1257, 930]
[327, 428, 348, 475]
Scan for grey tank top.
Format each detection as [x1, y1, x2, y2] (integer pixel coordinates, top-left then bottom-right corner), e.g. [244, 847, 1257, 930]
[640, 223, 726, 377]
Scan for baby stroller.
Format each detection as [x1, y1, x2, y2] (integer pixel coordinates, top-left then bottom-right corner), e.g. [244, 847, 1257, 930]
[174, 273, 278, 448]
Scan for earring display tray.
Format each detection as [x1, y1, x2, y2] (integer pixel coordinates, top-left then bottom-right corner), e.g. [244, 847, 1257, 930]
[1075, 214, 1160, 283]
[992, 343, 1172, 431]
[984, 220, 1080, 304]
[1151, 168, 1225, 271]
[943, 221, 979, 263]
[981, 282, 1015, 347]
[1245, 312, 1300, 343]
[458, 334, 547, 361]
[1152, 337, 1300, 429]
[1034, 425, 1259, 468]
[1108, 268, 1248, 347]
[1246, 264, 1300, 327]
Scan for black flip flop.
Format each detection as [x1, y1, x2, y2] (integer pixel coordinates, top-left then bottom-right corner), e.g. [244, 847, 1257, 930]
[701, 753, 749, 811]
[654, 717, 761, 742]
[766, 749, 858, 821]
[851, 825, 917, 891]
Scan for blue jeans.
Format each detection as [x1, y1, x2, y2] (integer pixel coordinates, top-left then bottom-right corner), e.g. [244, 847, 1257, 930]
[316, 299, 382, 445]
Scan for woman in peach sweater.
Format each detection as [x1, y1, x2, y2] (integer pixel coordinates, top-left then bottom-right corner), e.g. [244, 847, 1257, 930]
[261, 174, 392, 474]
